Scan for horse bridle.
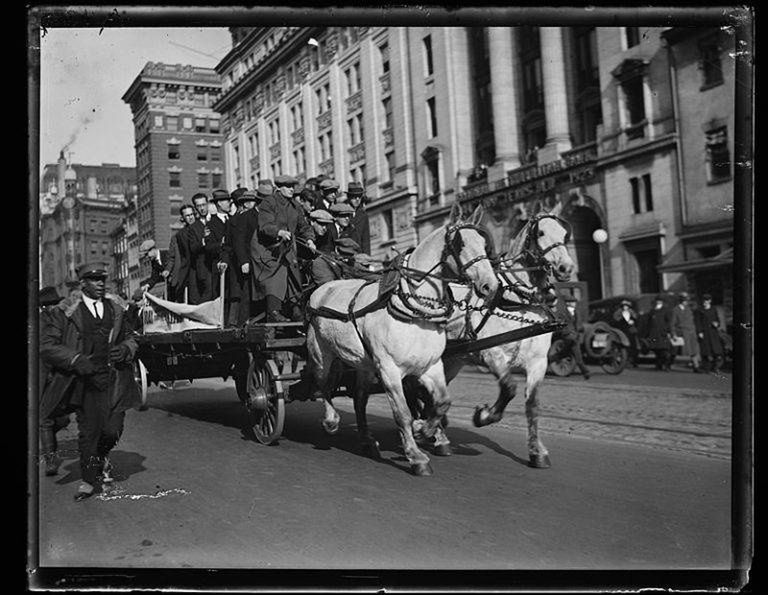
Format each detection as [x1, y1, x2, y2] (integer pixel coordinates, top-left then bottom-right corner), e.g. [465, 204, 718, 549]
[444, 222, 496, 279]
[522, 213, 572, 260]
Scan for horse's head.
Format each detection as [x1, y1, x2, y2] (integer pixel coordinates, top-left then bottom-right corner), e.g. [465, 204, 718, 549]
[444, 203, 499, 299]
[532, 213, 575, 282]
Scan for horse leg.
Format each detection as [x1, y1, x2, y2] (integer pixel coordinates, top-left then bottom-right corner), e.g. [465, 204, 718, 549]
[352, 371, 380, 459]
[306, 330, 341, 435]
[473, 367, 517, 427]
[412, 361, 451, 444]
[524, 359, 550, 468]
[377, 362, 432, 476]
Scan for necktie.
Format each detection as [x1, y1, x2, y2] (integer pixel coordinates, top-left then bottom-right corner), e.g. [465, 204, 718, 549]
[93, 301, 102, 319]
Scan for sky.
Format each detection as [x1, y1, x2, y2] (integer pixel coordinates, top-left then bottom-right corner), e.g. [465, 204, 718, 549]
[39, 27, 232, 174]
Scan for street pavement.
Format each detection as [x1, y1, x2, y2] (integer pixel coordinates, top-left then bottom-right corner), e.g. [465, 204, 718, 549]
[34, 365, 734, 576]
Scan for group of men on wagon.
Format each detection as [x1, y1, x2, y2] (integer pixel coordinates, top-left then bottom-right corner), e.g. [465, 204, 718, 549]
[139, 175, 373, 324]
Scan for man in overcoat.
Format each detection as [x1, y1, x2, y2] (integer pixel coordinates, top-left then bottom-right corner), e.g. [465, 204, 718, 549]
[39, 286, 70, 476]
[695, 293, 725, 373]
[346, 182, 371, 254]
[182, 193, 213, 304]
[314, 178, 340, 211]
[220, 188, 261, 325]
[39, 263, 140, 500]
[640, 294, 673, 371]
[251, 175, 315, 322]
[328, 202, 357, 247]
[560, 295, 590, 380]
[204, 189, 232, 299]
[138, 239, 169, 296]
[671, 292, 702, 373]
[165, 204, 197, 302]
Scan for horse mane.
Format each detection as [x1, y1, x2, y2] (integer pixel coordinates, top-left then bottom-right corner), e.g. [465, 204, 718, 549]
[506, 218, 531, 259]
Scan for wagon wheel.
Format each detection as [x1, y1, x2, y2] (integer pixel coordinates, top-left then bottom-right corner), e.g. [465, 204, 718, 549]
[548, 339, 576, 377]
[601, 344, 629, 375]
[245, 358, 285, 445]
[134, 359, 149, 411]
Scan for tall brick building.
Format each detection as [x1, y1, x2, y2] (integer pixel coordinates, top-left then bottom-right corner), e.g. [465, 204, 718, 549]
[39, 151, 137, 295]
[213, 26, 738, 325]
[122, 62, 223, 283]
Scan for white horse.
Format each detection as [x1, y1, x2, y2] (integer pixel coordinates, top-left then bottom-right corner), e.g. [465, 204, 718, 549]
[304, 203, 498, 476]
[397, 207, 575, 467]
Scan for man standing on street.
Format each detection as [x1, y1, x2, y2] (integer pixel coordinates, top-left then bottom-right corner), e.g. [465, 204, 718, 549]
[39, 286, 69, 477]
[695, 293, 725, 373]
[561, 295, 590, 380]
[39, 263, 140, 501]
[640, 295, 673, 371]
[252, 175, 315, 322]
[671, 292, 702, 373]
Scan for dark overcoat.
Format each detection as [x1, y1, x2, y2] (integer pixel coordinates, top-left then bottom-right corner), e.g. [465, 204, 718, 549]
[695, 307, 724, 357]
[39, 293, 140, 421]
[351, 207, 371, 254]
[640, 307, 672, 350]
[182, 220, 211, 303]
[251, 193, 314, 300]
[221, 208, 259, 301]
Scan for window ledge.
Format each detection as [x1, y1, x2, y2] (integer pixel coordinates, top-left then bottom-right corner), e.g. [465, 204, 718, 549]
[699, 80, 724, 92]
[379, 181, 393, 190]
[707, 176, 732, 186]
[380, 239, 397, 248]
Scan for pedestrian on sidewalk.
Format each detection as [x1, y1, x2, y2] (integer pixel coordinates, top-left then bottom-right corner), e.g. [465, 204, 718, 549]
[612, 299, 640, 366]
[671, 292, 702, 373]
[695, 294, 725, 373]
[561, 295, 590, 380]
[39, 263, 141, 501]
[640, 295, 673, 371]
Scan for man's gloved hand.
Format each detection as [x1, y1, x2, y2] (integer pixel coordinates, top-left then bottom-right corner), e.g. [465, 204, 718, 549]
[241, 262, 250, 275]
[277, 229, 292, 241]
[109, 344, 131, 364]
[73, 356, 96, 376]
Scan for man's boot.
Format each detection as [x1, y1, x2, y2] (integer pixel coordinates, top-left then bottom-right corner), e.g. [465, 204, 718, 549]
[579, 365, 591, 380]
[40, 425, 59, 476]
[268, 310, 290, 323]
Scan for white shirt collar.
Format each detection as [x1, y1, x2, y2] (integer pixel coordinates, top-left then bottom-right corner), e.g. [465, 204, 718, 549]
[82, 293, 102, 316]
[216, 211, 228, 223]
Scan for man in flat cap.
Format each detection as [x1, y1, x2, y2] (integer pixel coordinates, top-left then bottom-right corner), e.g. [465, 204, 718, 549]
[38, 286, 70, 477]
[307, 209, 338, 286]
[314, 179, 340, 211]
[346, 181, 371, 254]
[252, 175, 316, 322]
[220, 188, 262, 325]
[328, 202, 357, 247]
[39, 263, 140, 500]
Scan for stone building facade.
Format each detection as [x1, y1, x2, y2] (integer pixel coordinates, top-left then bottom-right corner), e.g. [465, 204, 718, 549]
[213, 25, 736, 320]
[122, 62, 223, 282]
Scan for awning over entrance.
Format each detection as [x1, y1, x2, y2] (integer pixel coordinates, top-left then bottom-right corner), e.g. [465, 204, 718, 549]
[657, 247, 734, 273]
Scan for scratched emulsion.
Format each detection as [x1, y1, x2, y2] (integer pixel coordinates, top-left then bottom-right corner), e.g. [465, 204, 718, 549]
[96, 486, 190, 501]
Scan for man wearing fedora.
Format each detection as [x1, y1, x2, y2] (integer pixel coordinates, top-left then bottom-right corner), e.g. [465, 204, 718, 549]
[561, 295, 591, 380]
[695, 293, 725, 373]
[39, 286, 70, 477]
[165, 203, 197, 302]
[39, 263, 140, 501]
[346, 182, 371, 254]
[252, 175, 315, 322]
[187, 189, 231, 302]
[671, 292, 702, 373]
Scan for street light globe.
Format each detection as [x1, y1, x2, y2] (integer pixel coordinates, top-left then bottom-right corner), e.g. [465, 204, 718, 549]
[592, 228, 608, 244]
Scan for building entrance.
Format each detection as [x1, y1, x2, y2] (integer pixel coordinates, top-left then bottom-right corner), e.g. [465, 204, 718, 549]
[568, 206, 603, 301]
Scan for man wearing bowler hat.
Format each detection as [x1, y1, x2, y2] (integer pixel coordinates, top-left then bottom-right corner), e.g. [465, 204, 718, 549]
[252, 175, 315, 322]
[39, 263, 140, 500]
[346, 181, 371, 254]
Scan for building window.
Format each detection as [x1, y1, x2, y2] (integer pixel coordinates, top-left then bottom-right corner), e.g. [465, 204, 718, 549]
[166, 116, 178, 132]
[621, 75, 646, 138]
[700, 35, 724, 88]
[210, 147, 221, 161]
[630, 175, 653, 214]
[212, 173, 222, 187]
[209, 119, 220, 133]
[426, 157, 440, 197]
[293, 147, 305, 174]
[183, 117, 193, 130]
[154, 115, 163, 128]
[197, 150, 207, 162]
[382, 97, 393, 130]
[168, 147, 180, 160]
[625, 27, 641, 48]
[423, 35, 434, 77]
[706, 127, 731, 182]
[426, 97, 438, 138]
[271, 161, 282, 178]
[379, 43, 390, 75]
[269, 120, 280, 145]
[198, 173, 209, 188]
[169, 172, 181, 188]
[519, 26, 544, 112]
[574, 27, 599, 89]
[291, 103, 303, 132]
[385, 151, 395, 183]
[381, 209, 394, 241]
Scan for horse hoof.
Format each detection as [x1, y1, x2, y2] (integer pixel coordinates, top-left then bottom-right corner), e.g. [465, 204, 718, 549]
[472, 406, 489, 427]
[528, 454, 551, 469]
[410, 462, 433, 476]
[360, 441, 381, 460]
[433, 443, 452, 457]
[322, 420, 339, 435]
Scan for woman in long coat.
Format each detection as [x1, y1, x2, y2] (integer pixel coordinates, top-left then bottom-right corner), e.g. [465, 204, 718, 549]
[670, 292, 702, 373]
[694, 293, 725, 372]
[251, 175, 315, 321]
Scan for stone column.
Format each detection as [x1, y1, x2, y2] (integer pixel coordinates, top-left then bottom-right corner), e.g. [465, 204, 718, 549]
[539, 27, 572, 163]
[487, 27, 521, 183]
